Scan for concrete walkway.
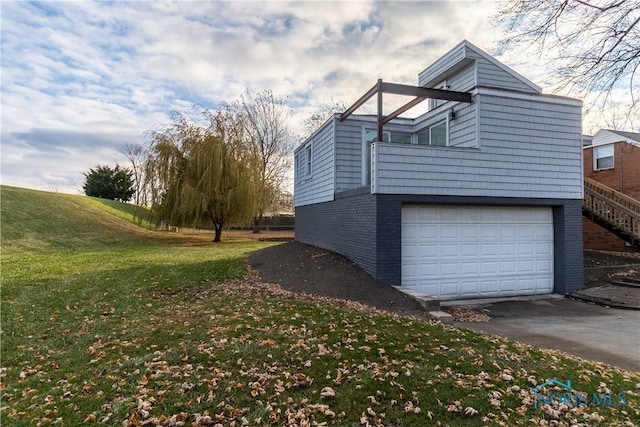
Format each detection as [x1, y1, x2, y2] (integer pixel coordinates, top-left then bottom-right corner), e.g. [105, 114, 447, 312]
[571, 274, 640, 309]
[571, 284, 640, 309]
[439, 296, 640, 372]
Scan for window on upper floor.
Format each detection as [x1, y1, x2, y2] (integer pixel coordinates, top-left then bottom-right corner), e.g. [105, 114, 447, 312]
[305, 145, 312, 176]
[594, 144, 614, 170]
[417, 119, 448, 146]
[295, 145, 311, 182]
[294, 152, 302, 182]
[364, 129, 411, 144]
[428, 81, 448, 111]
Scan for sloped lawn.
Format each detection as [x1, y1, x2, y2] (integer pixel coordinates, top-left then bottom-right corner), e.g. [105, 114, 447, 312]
[1, 186, 638, 426]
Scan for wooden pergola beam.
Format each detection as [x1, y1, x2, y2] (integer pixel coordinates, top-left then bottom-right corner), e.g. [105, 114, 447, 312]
[339, 79, 473, 142]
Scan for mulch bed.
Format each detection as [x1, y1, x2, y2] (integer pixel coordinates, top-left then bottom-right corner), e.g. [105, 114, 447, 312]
[247, 241, 428, 319]
[248, 242, 640, 317]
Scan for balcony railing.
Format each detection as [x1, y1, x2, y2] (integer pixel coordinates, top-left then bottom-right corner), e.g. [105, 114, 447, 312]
[583, 177, 640, 246]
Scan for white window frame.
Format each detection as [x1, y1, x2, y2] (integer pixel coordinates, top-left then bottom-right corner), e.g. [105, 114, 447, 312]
[305, 145, 312, 176]
[428, 80, 448, 111]
[294, 153, 301, 183]
[416, 118, 449, 147]
[594, 144, 614, 170]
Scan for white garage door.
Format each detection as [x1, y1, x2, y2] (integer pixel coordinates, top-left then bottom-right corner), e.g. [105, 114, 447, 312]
[401, 205, 554, 300]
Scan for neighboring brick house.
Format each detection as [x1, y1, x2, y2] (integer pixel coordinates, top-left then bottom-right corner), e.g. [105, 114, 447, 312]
[583, 129, 640, 251]
[294, 40, 584, 301]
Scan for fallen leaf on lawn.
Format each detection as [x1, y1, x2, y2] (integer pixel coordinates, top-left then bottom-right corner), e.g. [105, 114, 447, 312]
[320, 387, 335, 397]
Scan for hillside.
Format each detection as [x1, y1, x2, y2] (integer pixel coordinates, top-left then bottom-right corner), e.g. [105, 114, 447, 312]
[2, 186, 639, 426]
[0, 185, 153, 250]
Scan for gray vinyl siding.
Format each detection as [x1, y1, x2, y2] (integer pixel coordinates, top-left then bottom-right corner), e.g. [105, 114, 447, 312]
[444, 63, 475, 92]
[467, 49, 538, 94]
[335, 116, 415, 192]
[293, 120, 335, 207]
[334, 117, 366, 191]
[448, 101, 476, 148]
[418, 41, 539, 94]
[374, 93, 583, 199]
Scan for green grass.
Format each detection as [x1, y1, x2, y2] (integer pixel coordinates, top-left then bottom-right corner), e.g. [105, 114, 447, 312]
[84, 196, 155, 230]
[1, 185, 639, 426]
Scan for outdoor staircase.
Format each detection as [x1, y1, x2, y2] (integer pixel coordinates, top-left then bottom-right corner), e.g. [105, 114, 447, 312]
[583, 177, 640, 247]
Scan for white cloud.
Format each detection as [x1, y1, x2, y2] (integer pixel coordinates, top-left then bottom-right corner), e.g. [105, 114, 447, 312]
[0, 0, 617, 195]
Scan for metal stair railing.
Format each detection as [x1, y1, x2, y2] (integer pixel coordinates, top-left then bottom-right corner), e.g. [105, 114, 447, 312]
[583, 177, 640, 245]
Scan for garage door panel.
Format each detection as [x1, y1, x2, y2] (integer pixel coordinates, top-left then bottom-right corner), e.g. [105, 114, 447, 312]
[420, 245, 438, 257]
[439, 225, 459, 240]
[518, 229, 535, 239]
[536, 242, 553, 255]
[518, 242, 535, 256]
[517, 259, 535, 272]
[402, 205, 554, 300]
[461, 245, 479, 257]
[481, 261, 499, 274]
[499, 242, 517, 256]
[480, 278, 500, 294]
[418, 262, 439, 277]
[417, 208, 439, 221]
[440, 282, 462, 297]
[419, 225, 439, 239]
[499, 278, 518, 292]
[535, 277, 553, 291]
[536, 259, 553, 272]
[500, 226, 517, 239]
[480, 226, 499, 238]
[403, 243, 419, 258]
[459, 280, 479, 296]
[441, 262, 460, 276]
[500, 260, 517, 273]
[441, 244, 459, 258]
[460, 262, 479, 275]
[460, 225, 478, 239]
[480, 243, 499, 256]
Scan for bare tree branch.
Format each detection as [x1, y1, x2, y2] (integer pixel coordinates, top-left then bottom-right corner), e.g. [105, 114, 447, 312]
[231, 89, 294, 231]
[496, 0, 640, 127]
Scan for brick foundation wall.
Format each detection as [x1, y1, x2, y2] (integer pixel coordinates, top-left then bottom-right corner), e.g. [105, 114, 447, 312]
[295, 190, 378, 278]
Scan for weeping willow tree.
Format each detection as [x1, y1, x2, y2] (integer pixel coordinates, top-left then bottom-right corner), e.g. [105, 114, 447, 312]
[143, 109, 259, 242]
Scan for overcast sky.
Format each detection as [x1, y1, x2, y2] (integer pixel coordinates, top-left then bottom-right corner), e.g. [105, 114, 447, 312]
[0, 1, 611, 195]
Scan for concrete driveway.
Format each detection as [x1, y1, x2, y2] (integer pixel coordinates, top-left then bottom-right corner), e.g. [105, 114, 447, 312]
[440, 296, 640, 372]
